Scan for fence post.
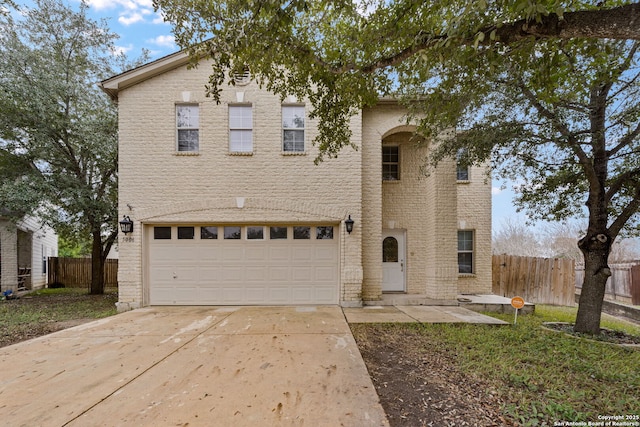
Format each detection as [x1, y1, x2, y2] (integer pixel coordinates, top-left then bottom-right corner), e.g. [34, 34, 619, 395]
[631, 265, 640, 305]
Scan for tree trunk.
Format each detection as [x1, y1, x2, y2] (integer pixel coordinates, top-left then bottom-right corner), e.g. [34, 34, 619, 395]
[574, 236, 611, 334]
[90, 230, 105, 295]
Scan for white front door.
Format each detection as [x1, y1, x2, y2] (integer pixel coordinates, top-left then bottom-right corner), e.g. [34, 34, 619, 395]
[382, 229, 405, 292]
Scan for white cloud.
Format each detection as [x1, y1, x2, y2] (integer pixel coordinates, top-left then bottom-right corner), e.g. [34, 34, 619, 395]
[492, 187, 503, 196]
[119, 12, 144, 26]
[85, 0, 156, 27]
[85, 0, 148, 11]
[112, 44, 134, 56]
[147, 35, 175, 48]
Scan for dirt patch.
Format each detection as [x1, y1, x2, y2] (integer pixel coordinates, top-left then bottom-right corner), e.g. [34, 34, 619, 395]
[542, 322, 640, 345]
[351, 324, 515, 427]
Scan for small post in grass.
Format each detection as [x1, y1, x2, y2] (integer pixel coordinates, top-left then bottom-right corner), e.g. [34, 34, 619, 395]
[511, 296, 525, 325]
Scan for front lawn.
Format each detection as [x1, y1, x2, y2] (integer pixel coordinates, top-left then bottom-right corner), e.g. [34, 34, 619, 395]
[0, 287, 117, 348]
[352, 305, 640, 426]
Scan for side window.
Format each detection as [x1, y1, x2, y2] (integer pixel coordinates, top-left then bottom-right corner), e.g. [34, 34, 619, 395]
[229, 105, 253, 153]
[176, 105, 199, 152]
[457, 230, 474, 274]
[456, 149, 470, 181]
[282, 105, 305, 152]
[382, 146, 399, 181]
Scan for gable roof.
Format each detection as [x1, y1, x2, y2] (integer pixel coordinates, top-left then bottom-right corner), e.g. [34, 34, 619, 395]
[99, 50, 191, 101]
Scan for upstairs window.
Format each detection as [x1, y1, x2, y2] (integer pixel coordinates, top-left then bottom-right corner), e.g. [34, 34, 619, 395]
[456, 149, 470, 181]
[282, 106, 305, 152]
[382, 146, 399, 181]
[229, 105, 253, 153]
[176, 105, 199, 152]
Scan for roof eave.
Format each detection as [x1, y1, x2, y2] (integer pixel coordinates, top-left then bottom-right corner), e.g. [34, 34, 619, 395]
[99, 50, 192, 101]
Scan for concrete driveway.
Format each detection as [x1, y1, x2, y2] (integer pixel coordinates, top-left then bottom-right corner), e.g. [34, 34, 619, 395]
[0, 306, 389, 427]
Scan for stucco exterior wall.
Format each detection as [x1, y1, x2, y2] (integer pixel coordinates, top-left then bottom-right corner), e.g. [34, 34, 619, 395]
[116, 60, 364, 309]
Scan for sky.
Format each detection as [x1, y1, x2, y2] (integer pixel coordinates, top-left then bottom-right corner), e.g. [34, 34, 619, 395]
[11, 0, 523, 232]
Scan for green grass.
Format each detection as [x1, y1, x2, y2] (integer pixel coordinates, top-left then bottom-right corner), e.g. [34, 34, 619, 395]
[0, 287, 118, 347]
[411, 306, 640, 426]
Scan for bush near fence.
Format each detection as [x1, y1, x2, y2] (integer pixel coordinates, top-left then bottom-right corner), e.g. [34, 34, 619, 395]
[492, 254, 575, 306]
[47, 257, 118, 289]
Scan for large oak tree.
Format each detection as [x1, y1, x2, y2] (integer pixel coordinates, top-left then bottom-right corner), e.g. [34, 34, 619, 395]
[0, 0, 146, 294]
[154, 0, 640, 334]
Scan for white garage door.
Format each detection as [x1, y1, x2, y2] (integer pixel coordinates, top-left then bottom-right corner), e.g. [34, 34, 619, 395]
[147, 225, 339, 305]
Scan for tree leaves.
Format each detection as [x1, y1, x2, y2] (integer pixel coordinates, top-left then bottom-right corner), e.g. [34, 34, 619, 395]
[0, 0, 146, 289]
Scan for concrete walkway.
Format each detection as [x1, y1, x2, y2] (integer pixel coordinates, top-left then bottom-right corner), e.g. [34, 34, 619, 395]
[0, 305, 505, 427]
[344, 305, 509, 324]
[0, 306, 389, 427]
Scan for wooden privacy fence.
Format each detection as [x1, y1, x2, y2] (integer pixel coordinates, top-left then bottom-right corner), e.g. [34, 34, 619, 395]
[575, 262, 640, 305]
[47, 257, 118, 289]
[492, 255, 575, 306]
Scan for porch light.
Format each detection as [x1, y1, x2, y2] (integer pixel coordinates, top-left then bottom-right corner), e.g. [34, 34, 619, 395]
[119, 215, 134, 234]
[345, 215, 355, 234]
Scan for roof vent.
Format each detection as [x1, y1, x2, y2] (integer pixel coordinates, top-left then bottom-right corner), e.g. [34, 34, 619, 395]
[233, 67, 251, 86]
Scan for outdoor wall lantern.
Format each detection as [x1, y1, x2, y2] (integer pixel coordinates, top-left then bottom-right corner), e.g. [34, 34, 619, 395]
[119, 215, 134, 234]
[345, 215, 355, 234]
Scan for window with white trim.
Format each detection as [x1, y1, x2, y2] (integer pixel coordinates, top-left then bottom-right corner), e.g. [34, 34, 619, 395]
[229, 105, 253, 153]
[282, 106, 305, 152]
[176, 105, 199, 152]
[457, 230, 474, 274]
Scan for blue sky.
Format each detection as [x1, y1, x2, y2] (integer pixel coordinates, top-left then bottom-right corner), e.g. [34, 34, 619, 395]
[12, 0, 522, 232]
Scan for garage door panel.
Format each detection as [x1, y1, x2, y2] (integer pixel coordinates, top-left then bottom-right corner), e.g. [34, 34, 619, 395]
[268, 246, 290, 261]
[245, 246, 267, 260]
[198, 287, 222, 302]
[222, 247, 245, 260]
[315, 266, 337, 281]
[269, 266, 290, 281]
[292, 267, 313, 281]
[314, 286, 336, 302]
[199, 266, 222, 281]
[292, 247, 313, 261]
[315, 246, 338, 261]
[222, 267, 246, 281]
[245, 267, 267, 281]
[244, 287, 267, 303]
[148, 225, 339, 305]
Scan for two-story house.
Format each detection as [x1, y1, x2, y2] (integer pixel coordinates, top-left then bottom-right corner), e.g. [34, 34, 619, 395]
[100, 51, 492, 311]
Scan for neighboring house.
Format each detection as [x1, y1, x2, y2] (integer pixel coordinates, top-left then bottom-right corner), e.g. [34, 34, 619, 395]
[0, 215, 58, 292]
[100, 51, 492, 311]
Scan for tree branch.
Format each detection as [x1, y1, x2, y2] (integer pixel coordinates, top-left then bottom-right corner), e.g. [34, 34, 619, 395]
[609, 183, 640, 239]
[350, 4, 640, 75]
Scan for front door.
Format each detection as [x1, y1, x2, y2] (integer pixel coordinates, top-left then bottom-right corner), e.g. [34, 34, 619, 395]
[382, 230, 405, 292]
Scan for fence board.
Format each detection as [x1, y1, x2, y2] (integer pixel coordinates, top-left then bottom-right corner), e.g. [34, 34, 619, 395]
[576, 262, 640, 305]
[492, 255, 575, 306]
[48, 257, 118, 289]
